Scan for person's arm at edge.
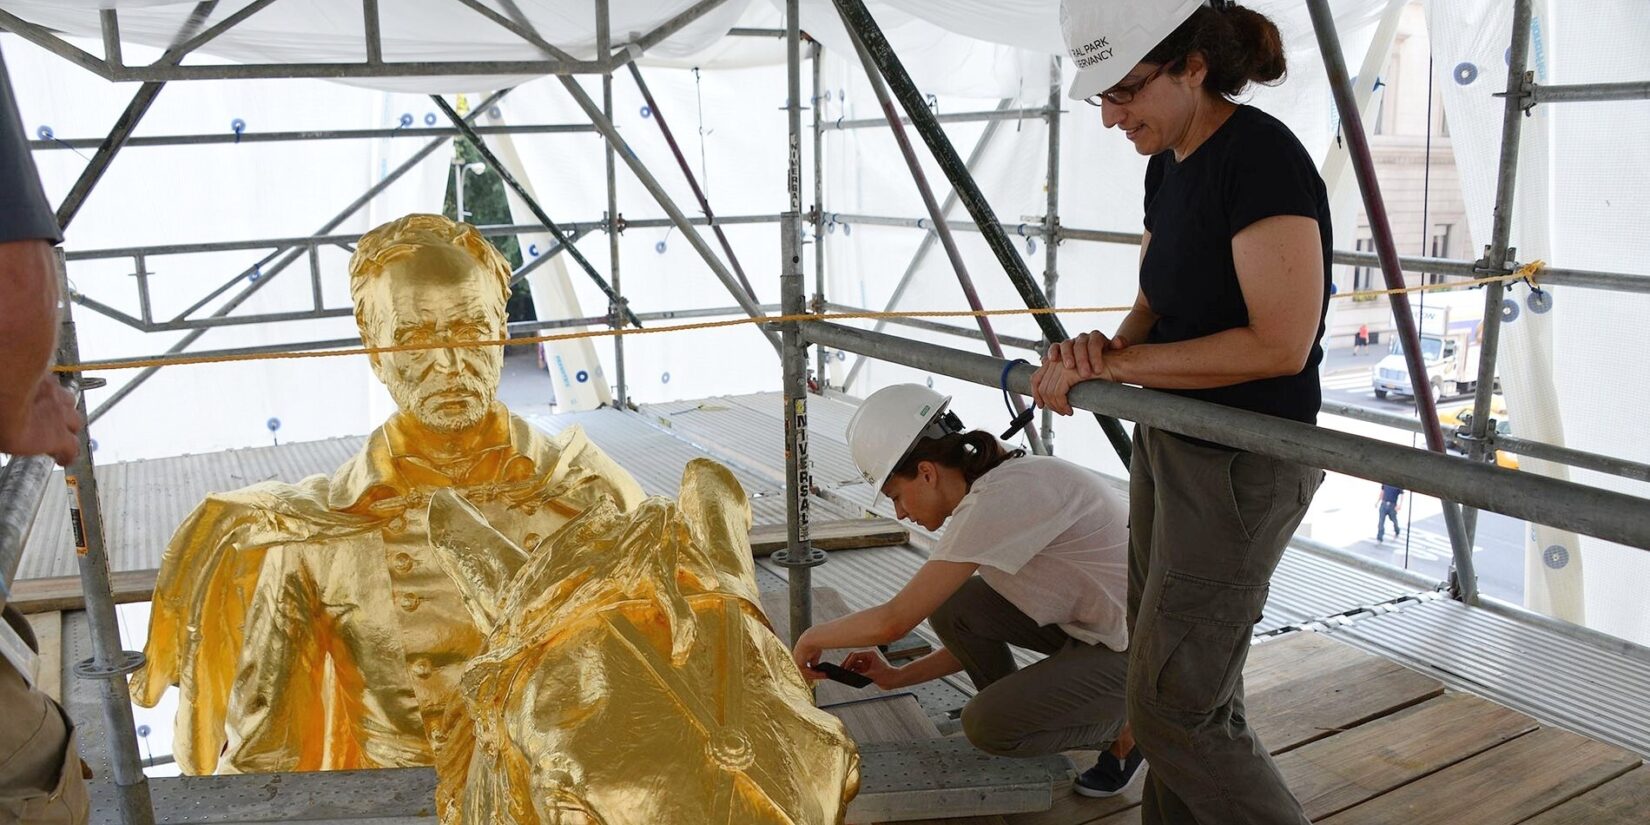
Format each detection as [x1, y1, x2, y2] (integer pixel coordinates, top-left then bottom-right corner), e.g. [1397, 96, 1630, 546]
[791, 559, 978, 676]
[1038, 215, 1323, 414]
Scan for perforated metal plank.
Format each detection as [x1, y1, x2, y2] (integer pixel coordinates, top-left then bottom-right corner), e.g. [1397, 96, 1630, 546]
[1327, 597, 1650, 760]
[848, 737, 1067, 823]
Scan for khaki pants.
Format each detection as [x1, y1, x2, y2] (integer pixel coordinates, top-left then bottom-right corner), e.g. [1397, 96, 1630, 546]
[0, 608, 90, 825]
[930, 577, 1128, 758]
[1127, 426, 1323, 825]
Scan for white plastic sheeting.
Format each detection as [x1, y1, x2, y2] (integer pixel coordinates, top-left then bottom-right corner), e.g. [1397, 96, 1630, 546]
[1428, 0, 1650, 645]
[6, 34, 447, 462]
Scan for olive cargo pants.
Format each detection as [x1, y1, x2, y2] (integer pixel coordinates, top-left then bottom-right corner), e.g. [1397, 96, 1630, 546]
[1127, 426, 1324, 824]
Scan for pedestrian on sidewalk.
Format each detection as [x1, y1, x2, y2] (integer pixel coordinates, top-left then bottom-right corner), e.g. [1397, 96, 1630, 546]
[792, 384, 1144, 798]
[1354, 323, 1370, 356]
[1377, 483, 1403, 542]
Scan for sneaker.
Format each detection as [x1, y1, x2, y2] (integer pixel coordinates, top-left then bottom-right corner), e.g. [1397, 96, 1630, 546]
[1074, 746, 1148, 798]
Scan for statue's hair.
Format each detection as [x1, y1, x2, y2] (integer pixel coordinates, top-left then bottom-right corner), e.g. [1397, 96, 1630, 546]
[348, 214, 512, 331]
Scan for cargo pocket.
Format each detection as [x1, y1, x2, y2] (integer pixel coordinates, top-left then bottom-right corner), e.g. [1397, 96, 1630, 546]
[1142, 572, 1269, 715]
[2, 715, 90, 825]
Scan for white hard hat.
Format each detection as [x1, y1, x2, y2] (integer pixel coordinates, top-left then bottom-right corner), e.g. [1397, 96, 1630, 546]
[845, 384, 961, 493]
[1060, 0, 1208, 101]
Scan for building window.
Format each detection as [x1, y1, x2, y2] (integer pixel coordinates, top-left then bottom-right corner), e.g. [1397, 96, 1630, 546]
[1353, 236, 1378, 299]
[1425, 224, 1453, 284]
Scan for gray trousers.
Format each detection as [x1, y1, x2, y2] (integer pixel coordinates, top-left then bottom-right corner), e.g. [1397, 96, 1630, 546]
[930, 577, 1128, 758]
[1128, 426, 1323, 825]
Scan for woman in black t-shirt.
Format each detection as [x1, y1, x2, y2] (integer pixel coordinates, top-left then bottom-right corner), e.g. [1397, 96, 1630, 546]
[1034, 3, 1330, 824]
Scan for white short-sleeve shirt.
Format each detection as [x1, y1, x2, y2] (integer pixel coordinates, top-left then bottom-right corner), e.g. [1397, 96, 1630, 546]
[929, 455, 1131, 651]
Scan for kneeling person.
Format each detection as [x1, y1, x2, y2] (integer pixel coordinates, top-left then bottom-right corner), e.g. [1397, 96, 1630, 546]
[791, 384, 1142, 797]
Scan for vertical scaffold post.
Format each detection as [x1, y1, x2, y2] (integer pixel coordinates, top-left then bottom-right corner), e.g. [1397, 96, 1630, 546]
[1305, 0, 1479, 602]
[54, 251, 155, 825]
[597, 0, 626, 407]
[1463, 0, 1533, 545]
[812, 39, 829, 388]
[1041, 55, 1063, 455]
[774, 0, 823, 644]
[828, 0, 1132, 467]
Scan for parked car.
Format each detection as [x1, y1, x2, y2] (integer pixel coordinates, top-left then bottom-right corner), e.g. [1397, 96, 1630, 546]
[1438, 397, 1517, 470]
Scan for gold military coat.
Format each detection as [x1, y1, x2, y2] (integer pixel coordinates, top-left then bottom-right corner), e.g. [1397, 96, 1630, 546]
[131, 406, 644, 774]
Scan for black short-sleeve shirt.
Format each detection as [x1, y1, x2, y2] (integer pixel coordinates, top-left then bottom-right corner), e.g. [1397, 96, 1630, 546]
[1, 47, 62, 244]
[1141, 104, 1330, 423]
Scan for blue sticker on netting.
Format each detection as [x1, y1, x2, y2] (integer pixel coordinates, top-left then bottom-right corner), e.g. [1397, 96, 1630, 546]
[267, 417, 282, 432]
[1454, 62, 1478, 86]
[424, 112, 438, 126]
[398, 113, 413, 128]
[1527, 290, 1553, 314]
[1500, 298, 1520, 323]
[661, 371, 672, 384]
[36, 125, 53, 140]
[641, 105, 652, 118]
[576, 370, 589, 383]
[655, 240, 668, 254]
[528, 244, 539, 257]
[490, 106, 502, 119]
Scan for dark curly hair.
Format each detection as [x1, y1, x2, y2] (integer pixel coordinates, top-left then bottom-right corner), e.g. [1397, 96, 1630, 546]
[1144, 4, 1287, 100]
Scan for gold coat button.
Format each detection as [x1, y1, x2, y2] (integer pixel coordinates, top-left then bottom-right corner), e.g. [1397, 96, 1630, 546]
[391, 552, 414, 574]
[398, 593, 421, 612]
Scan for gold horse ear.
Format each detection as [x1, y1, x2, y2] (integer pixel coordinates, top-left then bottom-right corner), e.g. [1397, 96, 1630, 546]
[428, 489, 531, 634]
[676, 458, 755, 582]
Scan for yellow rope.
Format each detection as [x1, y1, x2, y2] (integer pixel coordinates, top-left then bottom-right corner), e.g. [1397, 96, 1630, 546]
[52, 262, 1544, 374]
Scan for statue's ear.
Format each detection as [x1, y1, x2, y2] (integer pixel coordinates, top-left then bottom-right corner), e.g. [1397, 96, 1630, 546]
[428, 489, 530, 634]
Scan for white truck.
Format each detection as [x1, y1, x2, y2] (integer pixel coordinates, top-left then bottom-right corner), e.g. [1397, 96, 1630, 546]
[1371, 292, 1492, 401]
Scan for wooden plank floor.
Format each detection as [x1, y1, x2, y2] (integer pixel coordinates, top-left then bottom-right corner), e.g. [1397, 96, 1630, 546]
[901, 632, 1646, 825]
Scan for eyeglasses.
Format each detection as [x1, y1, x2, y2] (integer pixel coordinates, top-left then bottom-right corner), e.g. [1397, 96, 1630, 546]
[1084, 62, 1174, 107]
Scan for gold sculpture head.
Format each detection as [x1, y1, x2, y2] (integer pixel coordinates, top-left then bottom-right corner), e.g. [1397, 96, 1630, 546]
[350, 214, 513, 432]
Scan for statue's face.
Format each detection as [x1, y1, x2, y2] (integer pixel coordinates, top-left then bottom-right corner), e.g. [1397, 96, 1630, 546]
[360, 244, 505, 432]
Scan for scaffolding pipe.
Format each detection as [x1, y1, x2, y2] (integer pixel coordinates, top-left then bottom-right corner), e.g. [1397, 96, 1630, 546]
[1526, 80, 1650, 105]
[431, 94, 642, 329]
[597, 0, 626, 408]
[0, 456, 53, 605]
[54, 1, 221, 231]
[55, 255, 155, 825]
[829, 0, 1133, 467]
[1306, 0, 1479, 602]
[63, 215, 779, 261]
[801, 322, 1650, 551]
[84, 89, 513, 422]
[29, 123, 593, 151]
[62, 303, 785, 373]
[824, 107, 1051, 130]
[841, 22, 1044, 455]
[627, 64, 759, 303]
[775, 0, 821, 645]
[813, 40, 828, 387]
[554, 78, 783, 353]
[826, 303, 1041, 351]
[1463, 0, 1533, 547]
[839, 101, 1018, 392]
[1042, 56, 1062, 454]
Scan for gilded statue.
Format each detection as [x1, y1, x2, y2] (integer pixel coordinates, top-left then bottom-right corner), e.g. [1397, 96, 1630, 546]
[131, 214, 646, 775]
[427, 459, 859, 824]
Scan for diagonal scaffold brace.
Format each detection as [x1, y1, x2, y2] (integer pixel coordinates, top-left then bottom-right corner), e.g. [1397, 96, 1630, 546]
[829, 0, 1133, 467]
[431, 94, 643, 330]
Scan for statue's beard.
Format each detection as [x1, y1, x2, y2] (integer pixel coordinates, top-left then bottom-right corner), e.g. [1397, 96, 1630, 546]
[391, 376, 496, 432]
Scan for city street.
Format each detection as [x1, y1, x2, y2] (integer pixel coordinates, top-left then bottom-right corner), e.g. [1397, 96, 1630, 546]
[1312, 344, 1527, 603]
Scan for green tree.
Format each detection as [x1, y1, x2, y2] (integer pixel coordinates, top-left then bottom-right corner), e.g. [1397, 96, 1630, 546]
[443, 138, 537, 323]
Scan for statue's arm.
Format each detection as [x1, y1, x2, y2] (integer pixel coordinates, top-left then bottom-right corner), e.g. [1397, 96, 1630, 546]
[216, 544, 329, 774]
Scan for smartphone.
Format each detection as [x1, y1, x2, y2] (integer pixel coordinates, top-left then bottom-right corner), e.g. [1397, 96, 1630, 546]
[811, 661, 873, 689]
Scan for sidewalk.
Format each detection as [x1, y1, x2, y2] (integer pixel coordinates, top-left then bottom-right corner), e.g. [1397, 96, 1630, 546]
[1321, 342, 1381, 376]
